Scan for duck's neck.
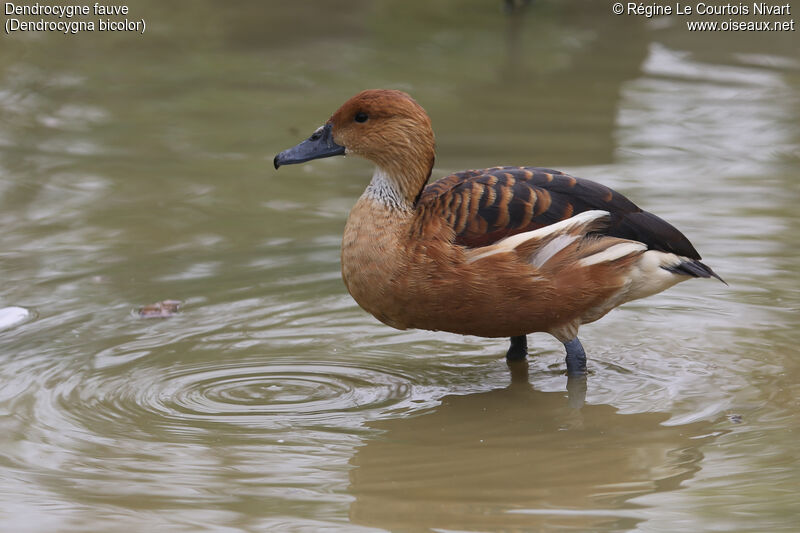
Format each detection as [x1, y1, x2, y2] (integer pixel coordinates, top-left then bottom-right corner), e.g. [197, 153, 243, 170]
[363, 167, 414, 211]
[364, 152, 434, 211]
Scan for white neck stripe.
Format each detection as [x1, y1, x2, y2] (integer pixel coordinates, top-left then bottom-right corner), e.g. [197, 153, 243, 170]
[363, 167, 410, 210]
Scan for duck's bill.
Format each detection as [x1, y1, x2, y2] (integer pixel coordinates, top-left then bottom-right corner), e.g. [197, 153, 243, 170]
[274, 123, 345, 169]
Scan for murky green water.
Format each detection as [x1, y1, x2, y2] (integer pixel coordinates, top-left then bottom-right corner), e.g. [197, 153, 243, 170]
[1, 1, 798, 531]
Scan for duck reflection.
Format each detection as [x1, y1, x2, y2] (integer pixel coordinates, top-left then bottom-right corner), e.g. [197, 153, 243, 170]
[349, 361, 712, 531]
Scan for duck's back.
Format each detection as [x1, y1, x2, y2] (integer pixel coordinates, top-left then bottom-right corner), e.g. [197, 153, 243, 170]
[418, 166, 702, 260]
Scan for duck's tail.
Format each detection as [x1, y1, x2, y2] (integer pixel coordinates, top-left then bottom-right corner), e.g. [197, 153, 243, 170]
[662, 258, 727, 284]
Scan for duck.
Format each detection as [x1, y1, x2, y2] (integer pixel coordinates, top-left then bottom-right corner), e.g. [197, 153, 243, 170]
[274, 89, 723, 375]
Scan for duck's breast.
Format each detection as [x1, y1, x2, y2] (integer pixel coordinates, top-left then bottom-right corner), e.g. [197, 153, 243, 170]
[341, 196, 416, 329]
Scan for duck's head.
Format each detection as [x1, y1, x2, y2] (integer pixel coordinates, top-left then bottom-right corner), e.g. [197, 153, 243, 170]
[274, 90, 435, 197]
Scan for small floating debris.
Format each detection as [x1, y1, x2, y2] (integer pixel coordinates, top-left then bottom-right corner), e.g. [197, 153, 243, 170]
[138, 300, 182, 318]
[727, 413, 743, 424]
[0, 306, 31, 330]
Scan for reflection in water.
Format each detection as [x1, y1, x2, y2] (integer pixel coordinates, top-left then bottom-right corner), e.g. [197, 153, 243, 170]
[350, 362, 712, 532]
[0, 351, 419, 530]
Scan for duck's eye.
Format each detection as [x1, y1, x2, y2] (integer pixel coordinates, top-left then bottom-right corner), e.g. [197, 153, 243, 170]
[354, 112, 368, 123]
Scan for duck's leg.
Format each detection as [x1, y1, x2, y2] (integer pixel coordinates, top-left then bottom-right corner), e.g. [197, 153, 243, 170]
[506, 335, 528, 361]
[563, 338, 587, 375]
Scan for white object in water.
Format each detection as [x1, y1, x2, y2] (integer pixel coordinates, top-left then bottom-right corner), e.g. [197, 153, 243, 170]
[0, 306, 30, 330]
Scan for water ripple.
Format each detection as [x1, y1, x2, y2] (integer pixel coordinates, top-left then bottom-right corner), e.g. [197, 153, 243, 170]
[56, 359, 415, 439]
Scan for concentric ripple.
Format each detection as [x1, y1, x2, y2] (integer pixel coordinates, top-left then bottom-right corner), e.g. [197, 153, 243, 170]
[55, 359, 416, 438]
[161, 362, 412, 419]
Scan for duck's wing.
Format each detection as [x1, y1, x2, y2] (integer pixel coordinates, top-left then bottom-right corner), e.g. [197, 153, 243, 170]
[419, 166, 700, 258]
[417, 166, 723, 281]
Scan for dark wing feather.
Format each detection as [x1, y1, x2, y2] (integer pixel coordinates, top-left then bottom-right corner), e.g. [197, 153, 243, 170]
[418, 166, 702, 259]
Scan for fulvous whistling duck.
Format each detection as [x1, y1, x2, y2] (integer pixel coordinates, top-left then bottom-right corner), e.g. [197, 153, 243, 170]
[274, 90, 723, 375]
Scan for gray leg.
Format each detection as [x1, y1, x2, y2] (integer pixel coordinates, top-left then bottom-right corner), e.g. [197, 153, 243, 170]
[563, 338, 587, 375]
[506, 335, 527, 361]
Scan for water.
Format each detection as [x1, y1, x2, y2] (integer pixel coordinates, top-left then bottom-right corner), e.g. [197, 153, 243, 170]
[1, 1, 798, 531]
